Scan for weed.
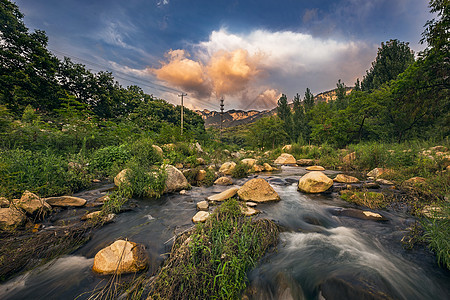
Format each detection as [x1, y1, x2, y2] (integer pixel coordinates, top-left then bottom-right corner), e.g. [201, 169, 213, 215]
[231, 162, 250, 179]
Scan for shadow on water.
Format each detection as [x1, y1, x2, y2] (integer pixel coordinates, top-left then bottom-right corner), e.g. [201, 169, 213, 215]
[1, 166, 449, 300]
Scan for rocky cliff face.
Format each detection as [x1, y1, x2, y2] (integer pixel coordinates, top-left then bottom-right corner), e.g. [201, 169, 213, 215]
[195, 109, 272, 128]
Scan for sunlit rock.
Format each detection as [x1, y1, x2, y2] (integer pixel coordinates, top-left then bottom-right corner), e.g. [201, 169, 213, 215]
[298, 171, 333, 193]
[237, 178, 280, 202]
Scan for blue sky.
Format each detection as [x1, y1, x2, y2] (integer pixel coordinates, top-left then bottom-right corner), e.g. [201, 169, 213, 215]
[15, 0, 432, 111]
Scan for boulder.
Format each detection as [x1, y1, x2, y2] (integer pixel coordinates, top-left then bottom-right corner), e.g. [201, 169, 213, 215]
[366, 168, 392, 178]
[237, 178, 280, 202]
[152, 145, 163, 157]
[44, 196, 87, 207]
[274, 153, 296, 165]
[241, 158, 256, 167]
[430, 145, 448, 152]
[207, 187, 239, 201]
[342, 152, 356, 164]
[282, 145, 292, 152]
[92, 240, 148, 275]
[179, 190, 187, 195]
[196, 200, 209, 211]
[175, 163, 184, 169]
[263, 163, 274, 171]
[214, 177, 233, 185]
[196, 157, 206, 165]
[306, 165, 325, 171]
[15, 191, 51, 215]
[298, 171, 333, 193]
[0, 197, 9, 208]
[164, 165, 189, 193]
[192, 211, 210, 223]
[196, 169, 207, 181]
[114, 169, 130, 186]
[246, 202, 257, 207]
[193, 142, 203, 153]
[296, 159, 315, 166]
[219, 162, 236, 175]
[81, 211, 115, 223]
[334, 174, 359, 183]
[420, 205, 445, 219]
[0, 207, 26, 231]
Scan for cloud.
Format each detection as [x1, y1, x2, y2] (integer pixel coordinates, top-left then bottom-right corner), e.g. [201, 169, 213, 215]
[153, 49, 212, 98]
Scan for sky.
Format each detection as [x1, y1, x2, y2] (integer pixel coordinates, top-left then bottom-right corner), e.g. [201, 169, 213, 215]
[15, 0, 433, 111]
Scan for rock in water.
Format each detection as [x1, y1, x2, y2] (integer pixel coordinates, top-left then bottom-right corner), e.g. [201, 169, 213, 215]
[306, 165, 325, 171]
[263, 163, 274, 171]
[298, 171, 333, 193]
[219, 162, 236, 175]
[164, 165, 189, 193]
[214, 176, 233, 185]
[0, 207, 26, 231]
[296, 159, 315, 166]
[44, 196, 87, 207]
[274, 153, 296, 165]
[334, 174, 360, 183]
[192, 211, 210, 223]
[207, 187, 239, 201]
[342, 152, 356, 164]
[241, 158, 256, 167]
[15, 191, 51, 215]
[237, 178, 280, 202]
[92, 240, 148, 275]
[196, 169, 206, 181]
[366, 168, 392, 178]
[196, 200, 209, 211]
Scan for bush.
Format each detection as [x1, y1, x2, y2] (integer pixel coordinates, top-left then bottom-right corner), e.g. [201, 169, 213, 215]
[90, 144, 131, 176]
[128, 138, 163, 169]
[125, 162, 167, 198]
[231, 162, 250, 179]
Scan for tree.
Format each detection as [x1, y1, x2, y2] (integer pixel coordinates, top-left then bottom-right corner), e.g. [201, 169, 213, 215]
[248, 116, 288, 149]
[303, 88, 315, 113]
[0, 0, 62, 115]
[334, 79, 347, 110]
[361, 39, 415, 91]
[276, 94, 293, 139]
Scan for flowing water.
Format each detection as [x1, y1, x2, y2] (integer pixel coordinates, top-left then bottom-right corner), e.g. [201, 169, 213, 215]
[1, 166, 449, 299]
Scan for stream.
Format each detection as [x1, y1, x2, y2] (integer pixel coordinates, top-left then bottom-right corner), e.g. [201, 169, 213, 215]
[1, 166, 449, 299]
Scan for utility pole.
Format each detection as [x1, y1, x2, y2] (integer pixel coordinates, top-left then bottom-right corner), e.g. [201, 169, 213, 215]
[220, 98, 224, 140]
[178, 93, 187, 135]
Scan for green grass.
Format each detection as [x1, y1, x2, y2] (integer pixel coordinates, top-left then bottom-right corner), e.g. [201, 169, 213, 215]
[147, 199, 279, 300]
[231, 162, 250, 179]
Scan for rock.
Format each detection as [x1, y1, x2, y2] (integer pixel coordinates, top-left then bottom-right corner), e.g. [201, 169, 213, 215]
[306, 165, 325, 171]
[404, 177, 427, 185]
[334, 174, 359, 183]
[342, 152, 356, 164]
[366, 168, 393, 178]
[364, 182, 380, 189]
[96, 195, 110, 203]
[375, 178, 394, 185]
[92, 240, 148, 275]
[231, 152, 241, 159]
[274, 153, 296, 165]
[15, 191, 51, 215]
[246, 202, 257, 207]
[252, 165, 264, 172]
[214, 177, 233, 185]
[82, 211, 115, 223]
[0, 197, 9, 208]
[196, 169, 207, 181]
[152, 145, 163, 157]
[263, 163, 274, 171]
[164, 165, 189, 193]
[192, 211, 210, 223]
[44, 196, 87, 207]
[223, 149, 230, 155]
[241, 206, 259, 216]
[296, 159, 315, 166]
[237, 178, 280, 202]
[333, 208, 387, 221]
[196, 157, 205, 165]
[114, 169, 130, 186]
[92, 179, 101, 183]
[193, 142, 203, 153]
[175, 163, 184, 169]
[0, 207, 26, 231]
[196, 200, 209, 211]
[219, 162, 236, 175]
[179, 190, 187, 195]
[430, 145, 448, 152]
[241, 158, 256, 167]
[298, 172, 333, 193]
[163, 143, 175, 151]
[282, 145, 292, 152]
[207, 187, 239, 201]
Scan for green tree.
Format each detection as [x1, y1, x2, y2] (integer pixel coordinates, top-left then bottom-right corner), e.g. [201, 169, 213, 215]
[303, 88, 315, 113]
[248, 116, 288, 149]
[361, 39, 415, 91]
[334, 79, 348, 110]
[276, 94, 293, 139]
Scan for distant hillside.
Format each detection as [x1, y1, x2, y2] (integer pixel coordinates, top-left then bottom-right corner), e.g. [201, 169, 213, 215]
[197, 87, 354, 128]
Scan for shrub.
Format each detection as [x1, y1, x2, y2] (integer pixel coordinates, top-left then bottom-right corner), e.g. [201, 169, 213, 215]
[128, 138, 163, 169]
[90, 144, 131, 176]
[125, 162, 167, 199]
[231, 162, 250, 179]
